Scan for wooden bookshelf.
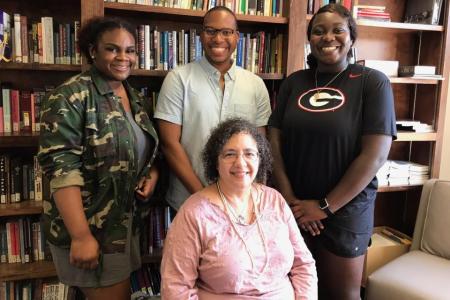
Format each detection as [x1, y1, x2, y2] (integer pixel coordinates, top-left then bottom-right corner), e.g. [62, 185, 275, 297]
[0, 200, 43, 217]
[131, 69, 284, 80]
[389, 77, 443, 84]
[396, 132, 437, 142]
[0, 62, 81, 72]
[378, 185, 423, 193]
[306, 14, 444, 31]
[0, 261, 56, 281]
[0, 132, 40, 148]
[104, 2, 289, 24]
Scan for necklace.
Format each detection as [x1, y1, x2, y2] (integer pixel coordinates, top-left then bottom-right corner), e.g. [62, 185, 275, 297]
[313, 67, 347, 101]
[217, 182, 253, 225]
[216, 181, 269, 274]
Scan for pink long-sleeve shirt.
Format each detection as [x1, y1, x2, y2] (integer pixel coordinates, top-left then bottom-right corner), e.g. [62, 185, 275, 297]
[161, 185, 317, 299]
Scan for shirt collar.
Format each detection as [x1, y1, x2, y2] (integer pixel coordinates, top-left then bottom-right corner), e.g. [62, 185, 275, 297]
[89, 65, 114, 96]
[199, 56, 236, 81]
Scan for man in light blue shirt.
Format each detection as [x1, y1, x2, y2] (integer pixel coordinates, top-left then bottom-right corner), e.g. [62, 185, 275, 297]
[154, 6, 271, 210]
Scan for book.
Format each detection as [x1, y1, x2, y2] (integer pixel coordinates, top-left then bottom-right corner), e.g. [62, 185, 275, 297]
[398, 65, 436, 77]
[404, 0, 443, 25]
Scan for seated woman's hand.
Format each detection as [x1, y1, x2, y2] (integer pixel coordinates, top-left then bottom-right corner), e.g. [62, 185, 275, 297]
[70, 234, 100, 270]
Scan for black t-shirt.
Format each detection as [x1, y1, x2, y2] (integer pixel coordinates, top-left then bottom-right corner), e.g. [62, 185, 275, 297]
[269, 64, 397, 214]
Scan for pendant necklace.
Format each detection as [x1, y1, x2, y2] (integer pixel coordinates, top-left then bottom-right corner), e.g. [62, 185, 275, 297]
[314, 67, 347, 101]
[216, 181, 269, 274]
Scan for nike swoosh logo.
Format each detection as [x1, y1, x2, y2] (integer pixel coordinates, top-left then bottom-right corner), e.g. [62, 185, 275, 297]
[349, 73, 362, 78]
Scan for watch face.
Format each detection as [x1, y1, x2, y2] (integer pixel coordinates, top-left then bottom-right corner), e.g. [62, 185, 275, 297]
[319, 199, 328, 210]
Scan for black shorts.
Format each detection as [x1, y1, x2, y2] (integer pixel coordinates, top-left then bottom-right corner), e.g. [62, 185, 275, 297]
[315, 200, 375, 258]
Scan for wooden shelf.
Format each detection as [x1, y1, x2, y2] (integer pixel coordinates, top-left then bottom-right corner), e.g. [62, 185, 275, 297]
[0, 200, 43, 217]
[0, 132, 39, 148]
[389, 77, 442, 84]
[0, 62, 81, 72]
[0, 261, 56, 281]
[396, 132, 437, 142]
[306, 14, 443, 31]
[378, 184, 423, 193]
[141, 248, 162, 264]
[131, 69, 284, 79]
[104, 2, 288, 24]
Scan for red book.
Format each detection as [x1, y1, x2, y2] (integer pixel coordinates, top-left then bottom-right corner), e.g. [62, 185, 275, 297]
[10, 89, 20, 132]
[342, 0, 352, 10]
[20, 90, 32, 131]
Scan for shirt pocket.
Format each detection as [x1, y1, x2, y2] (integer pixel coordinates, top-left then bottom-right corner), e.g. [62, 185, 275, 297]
[83, 111, 118, 166]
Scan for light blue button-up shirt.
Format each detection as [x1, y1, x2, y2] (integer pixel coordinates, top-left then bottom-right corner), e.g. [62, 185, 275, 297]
[155, 57, 271, 209]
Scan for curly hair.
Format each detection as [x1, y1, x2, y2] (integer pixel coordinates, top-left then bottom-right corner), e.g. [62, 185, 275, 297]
[78, 17, 136, 64]
[202, 118, 272, 184]
[306, 3, 357, 69]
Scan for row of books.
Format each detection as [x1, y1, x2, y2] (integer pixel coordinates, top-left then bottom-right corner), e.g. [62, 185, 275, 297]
[105, 0, 285, 17]
[0, 84, 47, 134]
[0, 280, 71, 300]
[377, 160, 430, 187]
[307, 0, 351, 14]
[353, 5, 391, 22]
[0, 155, 50, 204]
[135, 26, 283, 74]
[0, 217, 49, 264]
[130, 263, 161, 297]
[0, 11, 81, 65]
[141, 206, 173, 255]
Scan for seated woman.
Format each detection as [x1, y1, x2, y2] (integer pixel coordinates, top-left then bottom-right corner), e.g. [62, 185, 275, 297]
[161, 118, 317, 299]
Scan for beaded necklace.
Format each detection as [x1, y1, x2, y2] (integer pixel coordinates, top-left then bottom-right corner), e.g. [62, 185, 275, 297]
[216, 181, 269, 274]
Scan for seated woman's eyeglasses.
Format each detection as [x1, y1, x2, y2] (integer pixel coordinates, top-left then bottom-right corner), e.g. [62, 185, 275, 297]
[203, 27, 236, 38]
[220, 150, 259, 162]
[0, 33, 12, 62]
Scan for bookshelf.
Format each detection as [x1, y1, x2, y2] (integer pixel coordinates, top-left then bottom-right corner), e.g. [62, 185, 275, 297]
[0, 0, 304, 296]
[307, 0, 450, 235]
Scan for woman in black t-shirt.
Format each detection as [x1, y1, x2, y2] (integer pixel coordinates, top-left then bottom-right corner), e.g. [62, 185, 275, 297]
[268, 4, 396, 299]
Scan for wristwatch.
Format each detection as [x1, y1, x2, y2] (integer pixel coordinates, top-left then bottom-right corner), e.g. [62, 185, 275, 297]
[318, 197, 334, 217]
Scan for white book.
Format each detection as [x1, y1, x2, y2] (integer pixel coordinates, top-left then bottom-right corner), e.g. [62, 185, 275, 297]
[41, 16, 54, 64]
[172, 30, 177, 69]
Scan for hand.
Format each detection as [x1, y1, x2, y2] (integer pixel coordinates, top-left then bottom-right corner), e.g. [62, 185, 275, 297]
[300, 220, 324, 236]
[290, 199, 328, 223]
[70, 234, 100, 270]
[135, 167, 159, 202]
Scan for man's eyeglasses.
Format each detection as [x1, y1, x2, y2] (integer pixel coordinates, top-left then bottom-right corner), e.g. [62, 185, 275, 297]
[203, 27, 237, 38]
[220, 150, 259, 163]
[0, 33, 12, 62]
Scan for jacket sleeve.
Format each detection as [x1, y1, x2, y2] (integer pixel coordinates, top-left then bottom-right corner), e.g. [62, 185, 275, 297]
[38, 87, 85, 192]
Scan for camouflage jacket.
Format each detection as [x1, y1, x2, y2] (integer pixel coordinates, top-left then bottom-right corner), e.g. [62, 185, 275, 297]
[38, 66, 159, 253]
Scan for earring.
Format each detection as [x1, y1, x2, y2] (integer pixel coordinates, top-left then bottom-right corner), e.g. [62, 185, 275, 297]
[91, 56, 95, 60]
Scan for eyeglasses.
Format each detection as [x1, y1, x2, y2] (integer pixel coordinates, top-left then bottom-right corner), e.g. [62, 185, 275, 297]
[0, 33, 12, 62]
[203, 27, 237, 38]
[220, 150, 259, 163]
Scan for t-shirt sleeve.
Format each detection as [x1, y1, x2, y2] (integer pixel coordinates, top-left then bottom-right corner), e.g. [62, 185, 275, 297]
[154, 70, 184, 125]
[161, 202, 200, 299]
[362, 69, 397, 139]
[254, 76, 272, 127]
[268, 73, 294, 129]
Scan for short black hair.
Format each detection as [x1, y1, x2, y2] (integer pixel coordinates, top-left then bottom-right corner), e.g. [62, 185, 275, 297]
[78, 17, 136, 64]
[202, 118, 272, 184]
[203, 6, 238, 30]
[306, 3, 357, 68]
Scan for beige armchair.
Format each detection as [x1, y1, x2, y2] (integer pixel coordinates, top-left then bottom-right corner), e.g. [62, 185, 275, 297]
[366, 179, 450, 300]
